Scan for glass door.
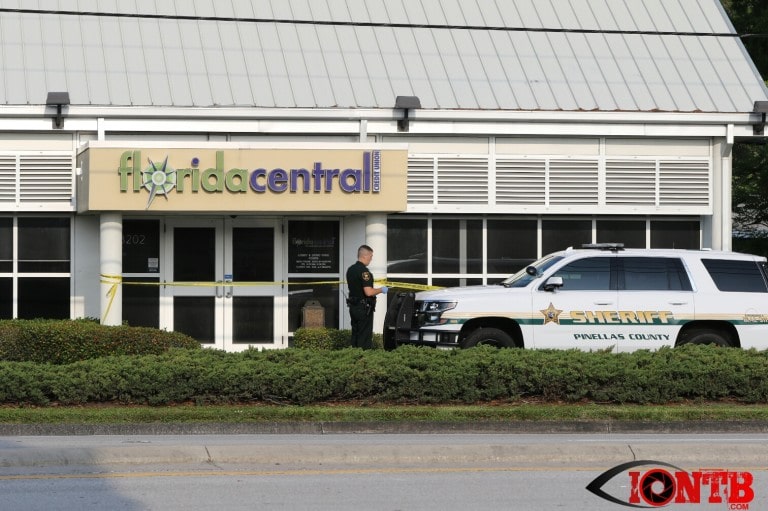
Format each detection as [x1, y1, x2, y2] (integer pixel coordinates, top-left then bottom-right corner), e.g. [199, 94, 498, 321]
[163, 218, 283, 350]
[164, 218, 223, 347]
[223, 218, 283, 350]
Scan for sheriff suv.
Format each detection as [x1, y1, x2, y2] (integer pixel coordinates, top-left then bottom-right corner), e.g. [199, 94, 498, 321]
[384, 244, 768, 352]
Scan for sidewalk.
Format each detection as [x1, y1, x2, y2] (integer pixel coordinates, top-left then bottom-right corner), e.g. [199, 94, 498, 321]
[1, 421, 768, 468]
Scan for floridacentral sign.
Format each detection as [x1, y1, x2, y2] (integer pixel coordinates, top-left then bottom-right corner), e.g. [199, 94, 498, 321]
[78, 143, 408, 213]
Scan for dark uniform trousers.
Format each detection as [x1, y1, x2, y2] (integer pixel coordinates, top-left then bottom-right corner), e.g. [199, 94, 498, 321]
[349, 298, 374, 349]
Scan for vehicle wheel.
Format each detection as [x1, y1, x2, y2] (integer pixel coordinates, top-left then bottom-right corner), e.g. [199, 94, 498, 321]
[678, 329, 732, 347]
[461, 327, 516, 348]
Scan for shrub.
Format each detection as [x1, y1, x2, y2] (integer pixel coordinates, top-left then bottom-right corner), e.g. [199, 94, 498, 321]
[1, 343, 768, 406]
[293, 327, 383, 350]
[0, 319, 200, 364]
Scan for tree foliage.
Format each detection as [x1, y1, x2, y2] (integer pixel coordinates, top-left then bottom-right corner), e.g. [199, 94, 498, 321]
[722, 1, 768, 244]
[722, 0, 768, 77]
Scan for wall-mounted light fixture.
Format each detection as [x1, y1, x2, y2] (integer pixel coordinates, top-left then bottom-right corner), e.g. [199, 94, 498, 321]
[753, 100, 768, 135]
[46, 91, 70, 129]
[395, 95, 421, 132]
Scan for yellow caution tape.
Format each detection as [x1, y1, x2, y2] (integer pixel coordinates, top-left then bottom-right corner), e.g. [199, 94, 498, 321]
[98, 274, 443, 320]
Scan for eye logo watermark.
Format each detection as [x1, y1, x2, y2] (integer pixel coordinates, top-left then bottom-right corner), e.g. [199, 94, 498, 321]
[587, 460, 754, 508]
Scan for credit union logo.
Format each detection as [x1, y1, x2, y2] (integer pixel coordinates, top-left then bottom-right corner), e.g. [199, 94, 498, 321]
[119, 149, 382, 209]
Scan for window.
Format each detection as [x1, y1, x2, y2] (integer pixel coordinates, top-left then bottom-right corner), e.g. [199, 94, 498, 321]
[431, 219, 484, 274]
[0, 218, 11, 272]
[487, 219, 536, 274]
[619, 257, 692, 291]
[287, 220, 341, 331]
[542, 219, 591, 254]
[549, 257, 613, 291]
[0, 217, 71, 319]
[597, 220, 646, 248]
[388, 218, 427, 273]
[123, 220, 160, 274]
[702, 259, 768, 293]
[122, 220, 160, 328]
[18, 217, 70, 272]
[651, 220, 700, 249]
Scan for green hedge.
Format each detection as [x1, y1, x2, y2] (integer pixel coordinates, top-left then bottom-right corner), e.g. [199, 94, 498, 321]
[0, 319, 200, 364]
[292, 327, 383, 350]
[2, 344, 768, 406]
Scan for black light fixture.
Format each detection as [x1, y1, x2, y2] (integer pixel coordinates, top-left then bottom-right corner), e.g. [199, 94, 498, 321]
[46, 91, 70, 129]
[395, 95, 421, 132]
[753, 100, 768, 135]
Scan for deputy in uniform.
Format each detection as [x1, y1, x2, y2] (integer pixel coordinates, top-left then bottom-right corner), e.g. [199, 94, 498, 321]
[346, 244, 388, 349]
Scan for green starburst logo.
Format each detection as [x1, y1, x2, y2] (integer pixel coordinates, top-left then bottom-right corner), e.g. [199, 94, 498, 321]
[141, 156, 176, 209]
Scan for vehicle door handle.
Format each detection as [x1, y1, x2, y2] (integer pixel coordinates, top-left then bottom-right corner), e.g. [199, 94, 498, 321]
[668, 301, 688, 306]
[594, 300, 614, 305]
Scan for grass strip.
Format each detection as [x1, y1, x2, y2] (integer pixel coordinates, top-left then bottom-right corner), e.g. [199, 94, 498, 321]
[1, 403, 767, 425]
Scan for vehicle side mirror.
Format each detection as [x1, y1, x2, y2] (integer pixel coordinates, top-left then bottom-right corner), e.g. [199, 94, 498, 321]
[543, 276, 563, 291]
[525, 266, 538, 276]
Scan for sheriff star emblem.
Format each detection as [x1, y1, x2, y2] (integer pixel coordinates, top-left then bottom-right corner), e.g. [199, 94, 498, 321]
[541, 302, 563, 325]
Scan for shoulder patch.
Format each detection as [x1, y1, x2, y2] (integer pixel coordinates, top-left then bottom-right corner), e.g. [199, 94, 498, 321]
[362, 271, 371, 282]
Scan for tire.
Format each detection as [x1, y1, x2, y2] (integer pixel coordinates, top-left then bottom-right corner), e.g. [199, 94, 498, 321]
[461, 327, 516, 348]
[678, 329, 732, 347]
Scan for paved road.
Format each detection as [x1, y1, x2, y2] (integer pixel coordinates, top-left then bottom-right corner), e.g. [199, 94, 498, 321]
[1, 433, 768, 510]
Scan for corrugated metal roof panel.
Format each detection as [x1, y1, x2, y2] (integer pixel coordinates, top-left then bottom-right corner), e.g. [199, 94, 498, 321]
[0, 0, 764, 112]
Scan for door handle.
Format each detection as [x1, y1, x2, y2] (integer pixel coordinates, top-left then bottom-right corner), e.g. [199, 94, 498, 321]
[594, 300, 614, 305]
[225, 280, 233, 299]
[215, 280, 223, 298]
[668, 301, 688, 306]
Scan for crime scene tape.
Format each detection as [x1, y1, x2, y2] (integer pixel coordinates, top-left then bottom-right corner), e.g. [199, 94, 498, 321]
[99, 274, 442, 321]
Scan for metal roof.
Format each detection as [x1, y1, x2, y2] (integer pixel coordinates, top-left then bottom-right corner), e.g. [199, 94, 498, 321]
[0, 0, 766, 112]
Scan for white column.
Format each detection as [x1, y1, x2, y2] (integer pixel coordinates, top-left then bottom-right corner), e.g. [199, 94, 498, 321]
[720, 130, 733, 251]
[365, 213, 388, 335]
[99, 214, 123, 326]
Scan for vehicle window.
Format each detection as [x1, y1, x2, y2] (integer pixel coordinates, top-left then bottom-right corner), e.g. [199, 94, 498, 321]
[547, 257, 612, 291]
[620, 257, 692, 291]
[501, 254, 563, 288]
[702, 259, 768, 293]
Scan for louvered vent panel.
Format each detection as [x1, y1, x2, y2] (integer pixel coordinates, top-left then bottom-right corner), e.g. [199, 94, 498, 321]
[436, 157, 488, 204]
[605, 159, 656, 205]
[0, 156, 16, 203]
[19, 154, 73, 203]
[548, 159, 598, 205]
[495, 158, 545, 205]
[659, 160, 709, 206]
[407, 157, 435, 204]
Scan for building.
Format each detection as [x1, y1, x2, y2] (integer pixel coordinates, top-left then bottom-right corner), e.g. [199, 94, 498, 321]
[1, 0, 767, 350]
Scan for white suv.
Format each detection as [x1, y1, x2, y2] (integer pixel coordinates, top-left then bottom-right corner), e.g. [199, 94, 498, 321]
[384, 244, 768, 352]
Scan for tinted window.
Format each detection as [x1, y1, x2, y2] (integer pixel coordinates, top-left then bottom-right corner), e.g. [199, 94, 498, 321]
[548, 257, 612, 291]
[597, 220, 646, 248]
[487, 219, 537, 274]
[619, 257, 692, 291]
[542, 219, 591, 255]
[650, 220, 699, 249]
[18, 217, 70, 272]
[123, 219, 160, 273]
[702, 259, 768, 293]
[387, 218, 427, 273]
[0, 218, 11, 272]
